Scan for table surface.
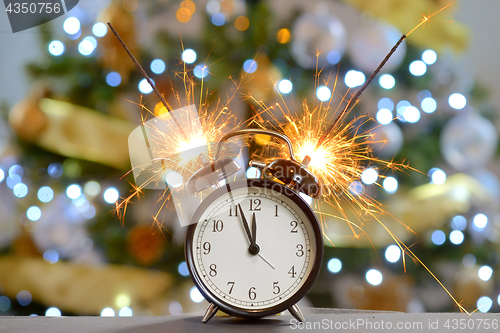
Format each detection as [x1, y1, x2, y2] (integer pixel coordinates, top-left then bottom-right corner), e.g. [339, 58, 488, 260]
[1, 308, 499, 333]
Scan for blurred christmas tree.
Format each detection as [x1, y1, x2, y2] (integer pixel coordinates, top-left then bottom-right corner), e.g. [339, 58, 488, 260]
[0, 0, 499, 317]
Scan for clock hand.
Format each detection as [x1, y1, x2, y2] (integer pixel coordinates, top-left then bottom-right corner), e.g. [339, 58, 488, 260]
[258, 253, 275, 269]
[237, 204, 260, 255]
[251, 212, 257, 245]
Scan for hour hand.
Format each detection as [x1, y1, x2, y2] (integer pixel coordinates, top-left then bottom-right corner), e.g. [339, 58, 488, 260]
[238, 204, 260, 255]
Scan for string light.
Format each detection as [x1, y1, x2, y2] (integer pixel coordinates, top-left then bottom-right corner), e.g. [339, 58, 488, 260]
[48, 40, 65, 56]
[449, 230, 464, 245]
[182, 49, 197, 64]
[431, 230, 445, 245]
[421, 97, 437, 113]
[376, 108, 393, 125]
[477, 296, 493, 313]
[150, 59, 166, 74]
[45, 307, 61, 316]
[366, 269, 383, 286]
[344, 70, 365, 88]
[316, 86, 331, 101]
[106, 72, 121, 87]
[383, 177, 398, 193]
[379, 74, 395, 89]
[409, 60, 426, 76]
[63, 17, 80, 35]
[278, 79, 293, 94]
[138, 79, 154, 94]
[327, 258, 342, 273]
[422, 49, 437, 65]
[448, 93, 466, 110]
[243, 59, 258, 74]
[385, 245, 401, 263]
[92, 22, 107, 37]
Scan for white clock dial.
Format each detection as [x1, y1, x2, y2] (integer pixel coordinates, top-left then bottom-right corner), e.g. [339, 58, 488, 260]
[190, 184, 318, 310]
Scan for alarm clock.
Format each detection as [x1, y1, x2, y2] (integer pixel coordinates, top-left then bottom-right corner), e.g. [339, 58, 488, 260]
[185, 129, 324, 323]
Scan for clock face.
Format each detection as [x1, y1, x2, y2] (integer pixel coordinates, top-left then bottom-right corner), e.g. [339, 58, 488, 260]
[186, 179, 322, 317]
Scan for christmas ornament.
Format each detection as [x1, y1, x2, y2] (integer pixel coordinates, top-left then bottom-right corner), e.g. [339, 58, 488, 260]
[185, 129, 323, 323]
[9, 90, 136, 170]
[369, 122, 404, 157]
[348, 20, 406, 73]
[440, 113, 498, 171]
[291, 12, 347, 69]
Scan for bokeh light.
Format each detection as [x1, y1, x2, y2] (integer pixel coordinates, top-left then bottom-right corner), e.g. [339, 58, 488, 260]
[101, 307, 115, 317]
[45, 307, 61, 316]
[243, 59, 258, 73]
[119, 307, 133, 317]
[278, 79, 293, 94]
[27, 206, 42, 221]
[0, 296, 11, 312]
[429, 168, 446, 185]
[182, 49, 197, 64]
[16, 290, 32, 306]
[190, 287, 204, 303]
[345, 70, 365, 88]
[63, 17, 80, 35]
[0, 168, 4, 182]
[385, 245, 401, 263]
[106, 72, 121, 87]
[403, 106, 420, 123]
[477, 296, 493, 313]
[448, 93, 466, 110]
[383, 177, 398, 193]
[379, 74, 395, 89]
[451, 215, 467, 231]
[366, 269, 383, 286]
[421, 97, 437, 113]
[138, 79, 154, 94]
[378, 97, 394, 111]
[13, 183, 28, 198]
[327, 258, 342, 273]
[43, 250, 59, 264]
[211, 13, 225, 26]
[235, 16, 250, 31]
[38, 186, 54, 203]
[246, 167, 261, 179]
[473, 213, 488, 229]
[150, 59, 166, 74]
[66, 184, 82, 199]
[178, 262, 190, 276]
[478, 266, 493, 281]
[277, 28, 291, 43]
[194, 64, 209, 79]
[422, 49, 437, 65]
[103, 187, 119, 204]
[449, 230, 464, 245]
[361, 168, 378, 185]
[376, 108, 393, 125]
[431, 230, 446, 245]
[409, 60, 427, 76]
[92, 22, 107, 37]
[48, 40, 65, 56]
[316, 86, 331, 102]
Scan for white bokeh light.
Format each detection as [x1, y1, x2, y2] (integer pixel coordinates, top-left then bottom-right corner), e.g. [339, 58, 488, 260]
[182, 49, 197, 64]
[449, 230, 464, 245]
[119, 307, 133, 317]
[448, 93, 466, 110]
[366, 269, 383, 286]
[327, 258, 342, 273]
[376, 108, 393, 125]
[190, 287, 204, 303]
[101, 307, 115, 317]
[138, 79, 154, 94]
[278, 79, 293, 94]
[92, 22, 107, 37]
[45, 307, 61, 316]
[403, 106, 420, 123]
[345, 70, 365, 88]
[27, 206, 42, 221]
[379, 74, 395, 89]
[431, 230, 446, 245]
[383, 177, 398, 193]
[194, 64, 209, 79]
[421, 97, 437, 113]
[477, 296, 493, 313]
[361, 168, 378, 185]
[66, 184, 82, 199]
[103, 187, 119, 204]
[63, 17, 80, 35]
[409, 60, 427, 76]
[473, 213, 488, 229]
[429, 168, 446, 185]
[385, 245, 401, 263]
[478, 266, 493, 281]
[150, 59, 166, 74]
[48, 40, 65, 56]
[316, 86, 331, 102]
[422, 50, 437, 65]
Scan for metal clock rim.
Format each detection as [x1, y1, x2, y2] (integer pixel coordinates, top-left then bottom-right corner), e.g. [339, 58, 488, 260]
[185, 179, 324, 319]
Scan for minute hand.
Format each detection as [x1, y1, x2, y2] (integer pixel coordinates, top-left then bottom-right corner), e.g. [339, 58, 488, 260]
[238, 204, 260, 255]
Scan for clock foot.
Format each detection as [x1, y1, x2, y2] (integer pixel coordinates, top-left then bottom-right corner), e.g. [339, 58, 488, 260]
[288, 304, 305, 322]
[202, 303, 219, 323]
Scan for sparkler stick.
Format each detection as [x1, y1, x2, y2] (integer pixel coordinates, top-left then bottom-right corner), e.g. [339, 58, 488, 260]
[107, 23, 186, 138]
[318, 34, 406, 146]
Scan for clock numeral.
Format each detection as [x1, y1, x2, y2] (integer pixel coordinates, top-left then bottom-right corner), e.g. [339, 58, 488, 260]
[290, 221, 298, 233]
[212, 220, 223, 232]
[203, 242, 211, 255]
[288, 266, 296, 278]
[209, 264, 217, 277]
[227, 281, 235, 294]
[274, 205, 279, 217]
[273, 281, 280, 295]
[296, 244, 304, 257]
[249, 199, 261, 211]
[228, 205, 238, 217]
[248, 287, 256, 300]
